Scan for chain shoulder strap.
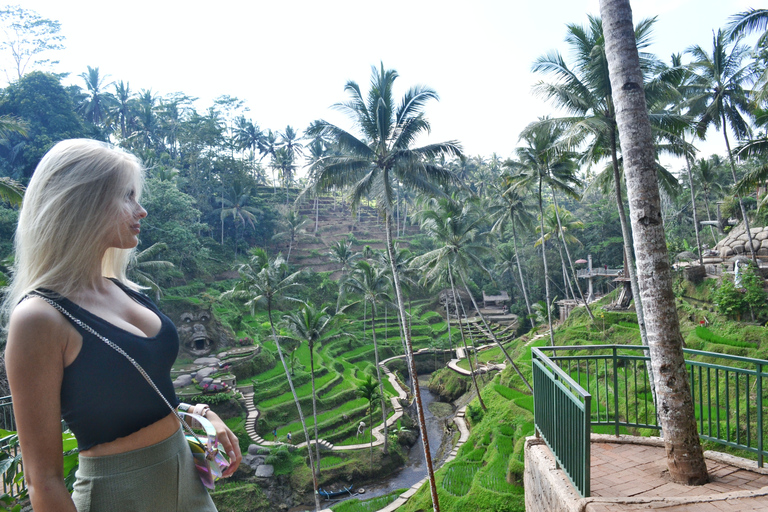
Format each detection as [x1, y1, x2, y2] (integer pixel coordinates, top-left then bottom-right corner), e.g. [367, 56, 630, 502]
[32, 294, 204, 445]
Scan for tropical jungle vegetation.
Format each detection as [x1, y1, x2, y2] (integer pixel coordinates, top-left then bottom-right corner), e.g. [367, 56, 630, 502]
[1, 3, 768, 512]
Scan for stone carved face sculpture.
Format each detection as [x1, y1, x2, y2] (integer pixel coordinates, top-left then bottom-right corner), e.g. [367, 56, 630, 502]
[177, 311, 226, 357]
[177, 310, 216, 356]
[166, 304, 234, 358]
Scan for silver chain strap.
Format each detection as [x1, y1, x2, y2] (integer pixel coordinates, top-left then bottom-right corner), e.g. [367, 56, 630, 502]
[34, 294, 204, 445]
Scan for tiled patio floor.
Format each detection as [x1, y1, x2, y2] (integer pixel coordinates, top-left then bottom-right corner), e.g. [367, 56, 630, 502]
[586, 439, 768, 511]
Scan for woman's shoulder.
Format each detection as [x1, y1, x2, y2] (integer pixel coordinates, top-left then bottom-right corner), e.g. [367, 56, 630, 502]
[7, 296, 76, 352]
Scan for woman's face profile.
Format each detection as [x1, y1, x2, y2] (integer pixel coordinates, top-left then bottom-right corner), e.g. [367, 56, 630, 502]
[106, 185, 147, 250]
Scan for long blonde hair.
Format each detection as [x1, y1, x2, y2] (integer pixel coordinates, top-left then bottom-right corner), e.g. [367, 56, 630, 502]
[2, 139, 145, 324]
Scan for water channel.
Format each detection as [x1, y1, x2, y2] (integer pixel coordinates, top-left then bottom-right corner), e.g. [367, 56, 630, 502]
[320, 373, 456, 509]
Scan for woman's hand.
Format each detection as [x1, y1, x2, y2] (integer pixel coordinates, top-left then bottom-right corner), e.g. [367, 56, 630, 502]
[205, 411, 243, 477]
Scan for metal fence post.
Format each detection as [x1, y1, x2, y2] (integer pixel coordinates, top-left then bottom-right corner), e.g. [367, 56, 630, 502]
[758, 362, 764, 468]
[613, 346, 620, 436]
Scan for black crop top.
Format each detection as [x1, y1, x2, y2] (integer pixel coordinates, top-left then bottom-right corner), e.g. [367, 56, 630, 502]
[36, 280, 179, 451]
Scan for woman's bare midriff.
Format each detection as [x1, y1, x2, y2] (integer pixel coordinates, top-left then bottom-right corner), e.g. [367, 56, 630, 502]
[79, 412, 180, 458]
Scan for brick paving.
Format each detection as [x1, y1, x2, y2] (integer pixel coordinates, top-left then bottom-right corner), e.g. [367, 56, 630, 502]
[587, 439, 768, 511]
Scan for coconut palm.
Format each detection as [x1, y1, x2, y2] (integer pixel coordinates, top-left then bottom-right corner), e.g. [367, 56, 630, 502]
[412, 197, 532, 392]
[217, 183, 261, 255]
[307, 63, 462, 511]
[727, 8, 768, 103]
[271, 146, 296, 204]
[233, 116, 264, 162]
[343, 260, 392, 453]
[488, 176, 536, 323]
[599, 0, 709, 484]
[303, 138, 331, 233]
[281, 301, 345, 474]
[378, 244, 418, 366]
[221, 254, 321, 511]
[0, 176, 24, 206]
[272, 209, 309, 264]
[111, 81, 135, 140]
[504, 121, 584, 344]
[686, 30, 757, 262]
[356, 375, 380, 473]
[537, 204, 584, 302]
[79, 66, 114, 127]
[530, 15, 658, 357]
[693, 156, 727, 243]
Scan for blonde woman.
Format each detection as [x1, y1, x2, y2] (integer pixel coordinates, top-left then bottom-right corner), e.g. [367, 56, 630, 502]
[2, 139, 242, 511]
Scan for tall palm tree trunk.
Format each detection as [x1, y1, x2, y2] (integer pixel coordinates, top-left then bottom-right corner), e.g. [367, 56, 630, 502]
[384, 207, 440, 512]
[314, 196, 319, 234]
[608, 125, 657, 405]
[722, 112, 757, 264]
[309, 345, 321, 474]
[458, 272, 532, 392]
[267, 308, 320, 511]
[457, 283, 489, 387]
[683, 147, 704, 264]
[600, 0, 708, 484]
[370, 309, 389, 454]
[550, 191, 595, 319]
[449, 266, 486, 410]
[702, 193, 718, 244]
[511, 224, 534, 324]
[537, 182, 556, 346]
[557, 243, 575, 300]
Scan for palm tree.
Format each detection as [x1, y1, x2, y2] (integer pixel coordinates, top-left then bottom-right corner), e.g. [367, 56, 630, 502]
[343, 260, 392, 453]
[271, 146, 296, 203]
[530, 15, 657, 357]
[537, 204, 584, 302]
[599, 0, 708, 485]
[356, 375, 380, 473]
[272, 209, 309, 264]
[217, 183, 261, 255]
[412, 197, 532, 392]
[727, 8, 768, 45]
[693, 156, 726, 243]
[111, 81, 135, 140]
[686, 30, 757, 263]
[488, 176, 536, 323]
[328, 239, 359, 275]
[303, 138, 330, 234]
[505, 122, 582, 344]
[79, 66, 114, 127]
[128, 242, 174, 301]
[221, 254, 321, 511]
[233, 116, 264, 161]
[281, 302, 345, 474]
[307, 63, 462, 512]
[727, 8, 768, 103]
[0, 176, 24, 206]
[280, 125, 304, 161]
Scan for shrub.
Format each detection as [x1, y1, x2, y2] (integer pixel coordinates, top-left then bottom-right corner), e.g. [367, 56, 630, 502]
[466, 403, 485, 424]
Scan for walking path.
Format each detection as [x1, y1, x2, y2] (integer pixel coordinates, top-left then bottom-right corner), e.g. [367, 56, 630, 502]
[239, 348, 444, 451]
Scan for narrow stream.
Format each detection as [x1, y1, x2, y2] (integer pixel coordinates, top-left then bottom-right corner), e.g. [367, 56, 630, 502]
[324, 374, 454, 507]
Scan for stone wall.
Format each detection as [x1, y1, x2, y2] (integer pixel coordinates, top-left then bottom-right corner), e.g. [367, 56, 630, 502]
[524, 437, 584, 512]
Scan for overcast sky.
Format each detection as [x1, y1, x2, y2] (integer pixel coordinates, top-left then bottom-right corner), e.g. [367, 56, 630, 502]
[8, 0, 758, 170]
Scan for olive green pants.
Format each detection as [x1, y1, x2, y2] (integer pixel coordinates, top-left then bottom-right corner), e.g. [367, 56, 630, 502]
[72, 428, 217, 512]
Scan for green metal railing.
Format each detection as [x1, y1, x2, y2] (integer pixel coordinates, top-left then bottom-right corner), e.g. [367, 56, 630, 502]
[532, 347, 591, 497]
[532, 345, 768, 498]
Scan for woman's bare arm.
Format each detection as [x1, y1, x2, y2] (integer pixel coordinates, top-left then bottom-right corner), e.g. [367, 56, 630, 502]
[6, 298, 78, 512]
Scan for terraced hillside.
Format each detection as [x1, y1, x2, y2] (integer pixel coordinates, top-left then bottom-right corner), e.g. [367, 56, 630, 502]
[264, 190, 420, 277]
[226, 298, 470, 447]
